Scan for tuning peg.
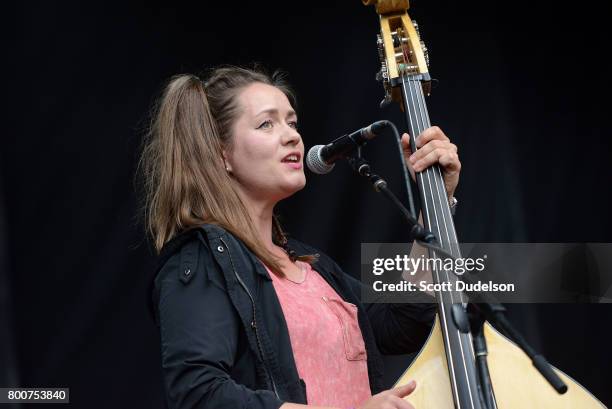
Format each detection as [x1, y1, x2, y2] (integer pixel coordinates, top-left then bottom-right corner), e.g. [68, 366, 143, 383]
[376, 34, 385, 60]
[380, 96, 393, 109]
[421, 41, 430, 67]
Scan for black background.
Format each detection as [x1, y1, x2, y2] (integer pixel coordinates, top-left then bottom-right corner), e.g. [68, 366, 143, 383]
[3, 1, 611, 407]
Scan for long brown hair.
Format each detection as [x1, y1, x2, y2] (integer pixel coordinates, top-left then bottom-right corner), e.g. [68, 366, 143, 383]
[139, 65, 315, 276]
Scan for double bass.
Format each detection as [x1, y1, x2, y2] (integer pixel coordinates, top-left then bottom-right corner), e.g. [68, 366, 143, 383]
[361, 1, 607, 407]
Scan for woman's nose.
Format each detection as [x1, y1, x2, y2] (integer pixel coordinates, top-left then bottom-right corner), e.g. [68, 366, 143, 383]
[282, 125, 301, 145]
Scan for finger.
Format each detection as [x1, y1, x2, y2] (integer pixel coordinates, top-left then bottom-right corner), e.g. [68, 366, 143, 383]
[416, 126, 449, 148]
[439, 151, 461, 173]
[408, 139, 450, 164]
[409, 140, 456, 165]
[413, 147, 458, 172]
[389, 380, 417, 397]
[389, 395, 416, 409]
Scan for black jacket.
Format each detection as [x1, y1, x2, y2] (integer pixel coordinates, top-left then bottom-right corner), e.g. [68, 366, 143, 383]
[150, 224, 435, 409]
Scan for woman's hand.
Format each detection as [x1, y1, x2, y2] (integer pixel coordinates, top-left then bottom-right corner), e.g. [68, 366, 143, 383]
[356, 380, 417, 409]
[401, 126, 461, 199]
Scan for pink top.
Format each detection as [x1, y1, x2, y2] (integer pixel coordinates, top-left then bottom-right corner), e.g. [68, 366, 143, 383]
[265, 260, 372, 408]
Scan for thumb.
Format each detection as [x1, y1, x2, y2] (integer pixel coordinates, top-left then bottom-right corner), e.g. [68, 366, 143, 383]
[389, 380, 417, 397]
[401, 133, 412, 155]
[400, 133, 416, 181]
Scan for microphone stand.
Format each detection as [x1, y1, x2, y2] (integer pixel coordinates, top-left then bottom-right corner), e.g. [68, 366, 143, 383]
[346, 150, 568, 409]
[346, 152, 452, 256]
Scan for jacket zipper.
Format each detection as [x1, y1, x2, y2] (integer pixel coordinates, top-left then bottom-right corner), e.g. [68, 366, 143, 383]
[219, 238, 280, 399]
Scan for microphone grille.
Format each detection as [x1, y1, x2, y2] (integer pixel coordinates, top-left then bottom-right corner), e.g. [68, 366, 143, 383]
[306, 145, 335, 175]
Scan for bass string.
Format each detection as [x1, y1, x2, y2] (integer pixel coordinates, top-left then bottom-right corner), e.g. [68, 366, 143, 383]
[402, 75, 460, 303]
[410, 78, 465, 301]
[403, 72, 476, 408]
[400, 73, 462, 406]
[408, 74, 479, 399]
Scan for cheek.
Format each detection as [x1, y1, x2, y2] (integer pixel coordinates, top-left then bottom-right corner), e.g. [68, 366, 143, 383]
[230, 135, 278, 174]
[240, 147, 276, 170]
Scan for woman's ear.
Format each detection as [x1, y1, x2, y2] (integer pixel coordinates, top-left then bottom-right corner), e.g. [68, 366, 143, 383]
[222, 150, 232, 173]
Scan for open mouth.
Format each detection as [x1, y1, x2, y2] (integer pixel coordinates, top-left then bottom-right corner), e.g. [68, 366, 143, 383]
[281, 152, 302, 170]
[281, 153, 301, 163]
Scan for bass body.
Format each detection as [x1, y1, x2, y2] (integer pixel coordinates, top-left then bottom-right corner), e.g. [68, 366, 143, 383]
[395, 317, 606, 408]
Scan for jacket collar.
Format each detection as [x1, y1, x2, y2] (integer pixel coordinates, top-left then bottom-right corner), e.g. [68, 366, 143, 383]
[159, 224, 332, 285]
[199, 223, 325, 281]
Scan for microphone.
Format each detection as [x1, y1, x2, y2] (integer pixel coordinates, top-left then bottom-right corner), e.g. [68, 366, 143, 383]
[306, 120, 389, 174]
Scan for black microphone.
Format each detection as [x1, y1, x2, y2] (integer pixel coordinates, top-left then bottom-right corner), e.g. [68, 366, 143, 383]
[306, 120, 389, 174]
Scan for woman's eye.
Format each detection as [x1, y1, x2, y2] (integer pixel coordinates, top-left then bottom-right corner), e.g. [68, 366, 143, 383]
[288, 121, 298, 129]
[257, 120, 273, 129]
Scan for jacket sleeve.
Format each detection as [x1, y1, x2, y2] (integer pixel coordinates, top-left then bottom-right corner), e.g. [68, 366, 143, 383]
[342, 265, 436, 355]
[155, 240, 284, 409]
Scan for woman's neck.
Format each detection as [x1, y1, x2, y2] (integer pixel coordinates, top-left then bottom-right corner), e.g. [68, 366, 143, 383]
[235, 187, 279, 253]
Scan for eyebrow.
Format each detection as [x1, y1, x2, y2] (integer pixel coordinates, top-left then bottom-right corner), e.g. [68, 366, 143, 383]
[255, 108, 297, 117]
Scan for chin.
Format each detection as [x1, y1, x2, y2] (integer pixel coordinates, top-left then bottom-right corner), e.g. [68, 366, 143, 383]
[278, 177, 306, 200]
[294, 173, 307, 191]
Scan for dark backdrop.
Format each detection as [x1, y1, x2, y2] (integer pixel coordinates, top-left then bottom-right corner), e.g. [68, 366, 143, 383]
[4, 1, 611, 408]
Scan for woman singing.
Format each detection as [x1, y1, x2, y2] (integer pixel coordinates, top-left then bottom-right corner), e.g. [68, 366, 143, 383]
[142, 66, 461, 409]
